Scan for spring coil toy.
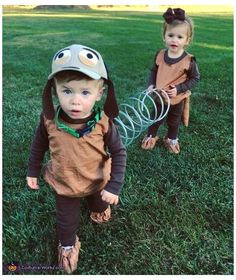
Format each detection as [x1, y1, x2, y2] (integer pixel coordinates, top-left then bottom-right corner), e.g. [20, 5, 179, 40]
[115, 88, 170, 146]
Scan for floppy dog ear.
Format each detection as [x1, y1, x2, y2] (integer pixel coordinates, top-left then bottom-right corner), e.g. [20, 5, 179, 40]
[42, 79, 55, 120]
[104, 79, 119, 120]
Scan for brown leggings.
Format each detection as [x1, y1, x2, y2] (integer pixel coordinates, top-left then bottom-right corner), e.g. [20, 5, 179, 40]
[148, 100, 184, 139]
[55, 191, 109, 246]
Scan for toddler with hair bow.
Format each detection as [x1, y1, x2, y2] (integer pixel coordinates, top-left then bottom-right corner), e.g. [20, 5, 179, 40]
[141, 7, 200, 153]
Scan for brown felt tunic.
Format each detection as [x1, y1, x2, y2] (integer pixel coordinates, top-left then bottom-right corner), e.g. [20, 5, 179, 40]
[43, 113, 111, 197]
[155, 50, 192, 106]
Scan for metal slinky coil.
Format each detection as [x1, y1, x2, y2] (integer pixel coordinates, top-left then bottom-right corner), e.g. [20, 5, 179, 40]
[115, 88, 170, 146]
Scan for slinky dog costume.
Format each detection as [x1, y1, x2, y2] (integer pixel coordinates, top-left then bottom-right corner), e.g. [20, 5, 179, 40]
[43, 112, 112, 197]
[143, 48, 200, 151]
[153, 49, 198, 124]
[142, 8, 200, 152]
[27, 44, 126, 273]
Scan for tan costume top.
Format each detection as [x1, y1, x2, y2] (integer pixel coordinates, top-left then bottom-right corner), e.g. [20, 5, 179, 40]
[43, 113, 111, 197]
[155, 49, 192, 106]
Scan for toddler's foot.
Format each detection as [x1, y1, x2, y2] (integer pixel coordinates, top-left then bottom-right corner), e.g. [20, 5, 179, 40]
[163, 137, 180, 154]
[141, 135, 159, 150]
[90, 205, 111, 224]
[58, 235, 81, 274]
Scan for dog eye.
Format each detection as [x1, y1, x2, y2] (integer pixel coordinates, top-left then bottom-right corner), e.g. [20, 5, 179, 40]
[79, 49, 98, 67]
[54, 49, 71, 65]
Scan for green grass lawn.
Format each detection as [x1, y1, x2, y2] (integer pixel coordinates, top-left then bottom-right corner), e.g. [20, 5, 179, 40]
[2, 7, 233, 275]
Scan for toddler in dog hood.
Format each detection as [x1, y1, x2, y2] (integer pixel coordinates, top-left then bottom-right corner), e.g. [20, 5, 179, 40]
[27, 44, 126, 274]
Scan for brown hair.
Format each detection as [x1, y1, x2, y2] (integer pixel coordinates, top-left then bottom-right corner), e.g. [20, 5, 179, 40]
[52, 70, 104, 96]
[54, 70, 104, 87]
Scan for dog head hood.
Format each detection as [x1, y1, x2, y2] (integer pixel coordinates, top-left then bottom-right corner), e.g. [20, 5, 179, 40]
[43, 44, 119, 120]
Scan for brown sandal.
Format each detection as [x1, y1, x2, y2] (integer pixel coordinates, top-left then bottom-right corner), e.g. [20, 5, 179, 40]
[141, 135, 159, 150]
[58, 235, 81, 274]
[90, 205, 111, 224]
[163, 137, 180, 154]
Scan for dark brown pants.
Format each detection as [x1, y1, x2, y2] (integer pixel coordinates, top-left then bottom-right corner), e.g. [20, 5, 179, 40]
[56, 191, 109, 246]
[148, 100, 184, 139]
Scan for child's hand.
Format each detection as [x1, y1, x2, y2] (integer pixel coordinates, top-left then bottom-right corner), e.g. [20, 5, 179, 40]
[147, 84, 155, 92]
[166, 85, 177, 98]
[26, 176, 39, 190]
[101, 190, 119, 205]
